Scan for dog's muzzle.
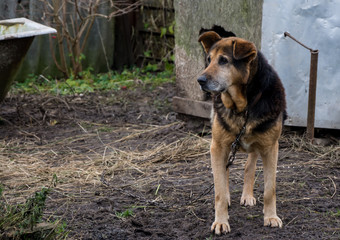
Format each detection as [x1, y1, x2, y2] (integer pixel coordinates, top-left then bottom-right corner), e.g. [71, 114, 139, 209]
[197, 75, 208, 91]
[197, 74, 225, 93]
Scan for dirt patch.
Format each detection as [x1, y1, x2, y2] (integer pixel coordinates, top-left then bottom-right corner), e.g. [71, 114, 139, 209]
[0, 83, 339, 239]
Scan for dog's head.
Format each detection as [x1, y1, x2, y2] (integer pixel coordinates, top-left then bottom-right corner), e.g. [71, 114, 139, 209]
[197, 31, 257, 93]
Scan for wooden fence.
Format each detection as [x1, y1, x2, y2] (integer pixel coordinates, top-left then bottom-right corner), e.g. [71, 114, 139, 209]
[0, 0, 174, 81]
[114, 0, 174, 69]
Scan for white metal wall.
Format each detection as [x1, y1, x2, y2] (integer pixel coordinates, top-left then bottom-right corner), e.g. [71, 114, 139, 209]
[261, 0, 340, 129]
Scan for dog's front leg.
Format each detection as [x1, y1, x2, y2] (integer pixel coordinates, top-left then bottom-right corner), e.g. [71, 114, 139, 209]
[210, 138, 231, 234]
[240, 152, 259, 206]
[261, 141, 282, 228]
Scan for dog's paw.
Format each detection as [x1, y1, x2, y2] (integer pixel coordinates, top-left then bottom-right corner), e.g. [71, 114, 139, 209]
[211, 221, 231, 235]
[240, 195, 256, 206]
[264, 216, 283, 228]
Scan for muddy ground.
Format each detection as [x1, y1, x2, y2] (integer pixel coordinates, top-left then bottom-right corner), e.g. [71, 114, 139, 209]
[0, 82, 339, 239]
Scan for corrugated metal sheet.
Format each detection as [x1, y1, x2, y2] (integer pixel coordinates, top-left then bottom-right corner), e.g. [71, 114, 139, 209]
[261, 0, 340, 129]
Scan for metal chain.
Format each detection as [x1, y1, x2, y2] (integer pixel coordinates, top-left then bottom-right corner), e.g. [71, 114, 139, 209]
[226, 110, 248, 169]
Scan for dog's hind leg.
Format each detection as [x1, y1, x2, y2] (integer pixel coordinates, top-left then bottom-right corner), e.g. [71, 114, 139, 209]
[240, 152, 258, 206]
[261, 141, 282, 228]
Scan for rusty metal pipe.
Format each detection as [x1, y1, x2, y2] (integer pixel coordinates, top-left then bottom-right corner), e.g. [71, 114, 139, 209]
[284, 32, 319, 141]
[307, 50, 319, 140]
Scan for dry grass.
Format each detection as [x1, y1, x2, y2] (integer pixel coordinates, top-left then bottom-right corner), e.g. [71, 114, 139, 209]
[0, 122, 211, 205]
[1, 122, 339, 205]
[1, 118, 339, 238]
[281, 133, 340, 168]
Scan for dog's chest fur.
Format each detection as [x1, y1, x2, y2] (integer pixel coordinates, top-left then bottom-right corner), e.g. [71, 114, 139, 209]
[212, 100, 255, 152]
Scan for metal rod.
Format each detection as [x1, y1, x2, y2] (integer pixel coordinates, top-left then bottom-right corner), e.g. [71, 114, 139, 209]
[284, 32, 319, 141]
[284, 32, 314, 52]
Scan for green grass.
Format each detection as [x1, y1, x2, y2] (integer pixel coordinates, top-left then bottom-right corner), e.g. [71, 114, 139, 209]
[13, 64, 175, 95]
[115, 209, 134, 219]
[0, 176, 69, 239]
[115, 205, 147, 219]
[329, 209, 340, 218]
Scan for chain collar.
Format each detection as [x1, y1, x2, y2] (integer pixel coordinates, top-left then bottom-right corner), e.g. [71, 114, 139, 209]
[226, 109, 248, 169]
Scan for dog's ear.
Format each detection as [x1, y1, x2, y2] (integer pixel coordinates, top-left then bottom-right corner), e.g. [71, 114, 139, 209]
[198, 31, 222, 53]
[232, 39, 257, 61]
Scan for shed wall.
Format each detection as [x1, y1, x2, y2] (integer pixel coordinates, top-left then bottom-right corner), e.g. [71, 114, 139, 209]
[261, 0, 340, 129]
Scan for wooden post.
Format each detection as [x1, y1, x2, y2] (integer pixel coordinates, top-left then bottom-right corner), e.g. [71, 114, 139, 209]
[306, 50, 319, 140]
[173, 0, 263, 117]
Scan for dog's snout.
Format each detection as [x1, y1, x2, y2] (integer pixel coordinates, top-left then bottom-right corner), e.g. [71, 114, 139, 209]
[197, 75, 207, 85]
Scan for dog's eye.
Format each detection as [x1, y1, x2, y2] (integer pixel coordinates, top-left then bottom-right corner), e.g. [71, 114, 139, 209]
[218, 56, 228, 65]
[207, 56, 211, 63]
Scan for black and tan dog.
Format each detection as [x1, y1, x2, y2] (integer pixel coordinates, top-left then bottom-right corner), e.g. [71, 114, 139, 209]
[197, 31, 287, 235]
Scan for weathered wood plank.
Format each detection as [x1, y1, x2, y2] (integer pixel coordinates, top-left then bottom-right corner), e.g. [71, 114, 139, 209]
[172, 96, 212, 119]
